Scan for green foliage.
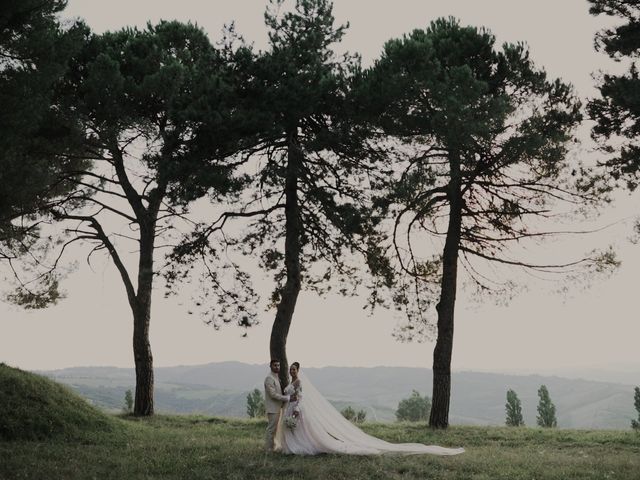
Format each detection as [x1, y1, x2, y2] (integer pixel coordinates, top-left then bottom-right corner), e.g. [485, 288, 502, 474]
[246, 388, 265, 418]
[261, 0, 351, 127]
[30, 22, 261, 420]
[355, 409, 367, 423]
[536, 385, 557, 428]
[0, 0, 87, 225]
[208, 0, 391, 301]
[67, 20, 245, 197]
[0, 363, 117, 441]
[632, 386, 640, 430]
[341, 405, 355, 421]
[341, 406, 366, 423]
[5, 274, 65, 309]
[50, 20, 265, 415]
[123, 389, 134, 414]
[395, 390, 431, 422]
[362, 16, 587, 338]
[505, 389, 524, 427]
[588, 1, 640, 191]
[71, 20, 263, 329]
[0, 0, 88, 306]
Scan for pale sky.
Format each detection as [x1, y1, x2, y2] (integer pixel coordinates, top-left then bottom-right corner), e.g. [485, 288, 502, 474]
[2, 0, 639, 374]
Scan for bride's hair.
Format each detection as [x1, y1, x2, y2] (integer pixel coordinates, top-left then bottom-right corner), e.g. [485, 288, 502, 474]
[291, 362, 300, 369]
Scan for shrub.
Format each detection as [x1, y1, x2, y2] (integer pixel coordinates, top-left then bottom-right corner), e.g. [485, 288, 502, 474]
[396, 390, 431, 422]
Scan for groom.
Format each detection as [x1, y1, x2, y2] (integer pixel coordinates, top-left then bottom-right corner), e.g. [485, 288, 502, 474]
[264, 359, 295, 452]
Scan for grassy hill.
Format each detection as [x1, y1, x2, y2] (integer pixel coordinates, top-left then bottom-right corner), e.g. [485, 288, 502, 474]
[41, 362, 638, 428]
[0, 363, 120, 441]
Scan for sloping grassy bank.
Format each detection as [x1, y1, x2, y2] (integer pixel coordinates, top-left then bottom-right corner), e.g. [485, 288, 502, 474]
[0, 363, 120, 441]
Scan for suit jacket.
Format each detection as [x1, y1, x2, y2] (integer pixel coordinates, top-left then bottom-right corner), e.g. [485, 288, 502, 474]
[264, 372, 289, 414]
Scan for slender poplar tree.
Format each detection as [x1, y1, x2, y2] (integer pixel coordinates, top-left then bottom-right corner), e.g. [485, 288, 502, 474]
[505, 389, 525, 426]
[536, 384, 557, 428]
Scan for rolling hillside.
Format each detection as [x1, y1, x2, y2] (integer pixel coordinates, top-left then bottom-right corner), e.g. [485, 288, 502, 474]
[40, 362, 638, 429]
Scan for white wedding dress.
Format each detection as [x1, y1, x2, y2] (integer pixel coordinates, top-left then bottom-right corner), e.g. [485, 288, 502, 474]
[274, 372, 464, 456]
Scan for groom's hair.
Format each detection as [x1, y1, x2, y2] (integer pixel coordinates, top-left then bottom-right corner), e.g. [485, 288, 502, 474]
[269, 359, 279, 366]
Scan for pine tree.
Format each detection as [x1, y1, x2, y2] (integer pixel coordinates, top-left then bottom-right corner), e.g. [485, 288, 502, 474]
[172, 0, 389, 388]
[48, 21, 254, 416]
[631, 386, 640, 430]
[588, 1, 640, 192]
[536, 385, 557, 428]
[0, 0, 87, 306]
[360, 17, 603, 429]
[505, 389, 524, 427]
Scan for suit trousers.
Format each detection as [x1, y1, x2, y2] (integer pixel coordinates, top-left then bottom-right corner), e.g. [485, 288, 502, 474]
[265, 411, 281, 452]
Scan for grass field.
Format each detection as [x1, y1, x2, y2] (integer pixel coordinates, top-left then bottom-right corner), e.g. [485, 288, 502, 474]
[1, 364, 639, 479]
[2, 415, 640, 479]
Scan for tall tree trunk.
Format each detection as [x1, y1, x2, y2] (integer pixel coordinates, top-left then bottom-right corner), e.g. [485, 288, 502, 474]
[132, 219, 156, 416]
[132, 299, 153, 416]
[429, 156, 462, 429]
[107, 149, 166, 417]
[270, 131, 302, 388]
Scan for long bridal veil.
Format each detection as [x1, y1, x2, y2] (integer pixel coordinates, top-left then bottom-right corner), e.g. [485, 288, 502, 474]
[278, 372, 464, 456]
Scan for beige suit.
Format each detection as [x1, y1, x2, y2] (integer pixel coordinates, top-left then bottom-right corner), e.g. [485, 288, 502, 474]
[264, 371, 289, 451]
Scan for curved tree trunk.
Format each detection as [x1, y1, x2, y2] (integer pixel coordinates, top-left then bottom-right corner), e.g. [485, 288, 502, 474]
[270, 131, 302, 388]
[132, 299, 153, 416]
[429, 155, 462, 429]
[132, 221, 156, 416]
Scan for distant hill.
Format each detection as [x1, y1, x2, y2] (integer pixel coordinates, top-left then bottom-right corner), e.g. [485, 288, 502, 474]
[520, 364, 640, 387]
[39, 362, 638, 429]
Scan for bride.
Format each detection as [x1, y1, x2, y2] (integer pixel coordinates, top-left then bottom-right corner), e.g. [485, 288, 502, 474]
[274, 362, 464, 456]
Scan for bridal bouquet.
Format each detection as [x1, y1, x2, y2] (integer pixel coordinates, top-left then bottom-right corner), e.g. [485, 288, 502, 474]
[284, 415, 298, 430]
